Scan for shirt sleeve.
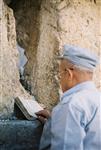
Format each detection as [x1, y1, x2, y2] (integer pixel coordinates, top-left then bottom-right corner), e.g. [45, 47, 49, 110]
[51, 103, 86, 150]
[39, 117, 51, 150]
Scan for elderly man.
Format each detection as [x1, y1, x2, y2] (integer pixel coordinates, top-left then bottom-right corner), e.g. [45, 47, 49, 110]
[36, 45, 101, 150]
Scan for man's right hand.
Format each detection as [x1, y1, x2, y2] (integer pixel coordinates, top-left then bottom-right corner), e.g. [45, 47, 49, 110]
[35, 109, 51, 123]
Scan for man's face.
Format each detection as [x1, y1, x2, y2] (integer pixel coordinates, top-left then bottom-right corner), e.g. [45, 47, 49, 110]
[59, 59, 73, 92]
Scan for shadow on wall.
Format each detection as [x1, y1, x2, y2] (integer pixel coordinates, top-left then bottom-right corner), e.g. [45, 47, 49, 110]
[7, 0, 42, 95]
[5, 0, 60, 110]
[17, 43, 33, 94]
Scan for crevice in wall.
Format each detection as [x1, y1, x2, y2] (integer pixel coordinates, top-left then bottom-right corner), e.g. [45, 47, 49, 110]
[5, 0, 42, 95]
[4, 0, 60, 108]
[17, 43, 32, 94]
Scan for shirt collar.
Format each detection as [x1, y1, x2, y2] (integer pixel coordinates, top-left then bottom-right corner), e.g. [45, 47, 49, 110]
[60, 81, 96, 101]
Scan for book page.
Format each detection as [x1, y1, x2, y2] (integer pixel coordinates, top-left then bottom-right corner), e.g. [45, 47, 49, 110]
[15, 97, 43, 118]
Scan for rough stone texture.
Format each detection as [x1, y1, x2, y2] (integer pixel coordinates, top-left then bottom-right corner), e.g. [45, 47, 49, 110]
[0, 120, 43, 150]
[0, 0, 101, 117]
[12, 0, 100, 109]
[9, 0, 42, 95]
[57, 0, 101, 88]
[32, 0, 59, 109]
[10, 0, 59, 109]
[0, 0, 30, 118]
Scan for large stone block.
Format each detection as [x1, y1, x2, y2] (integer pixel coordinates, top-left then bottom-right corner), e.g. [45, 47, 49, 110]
[0, 120, 43, 150]
[0, 0, 31, 118]
[10, 0, 60, 110]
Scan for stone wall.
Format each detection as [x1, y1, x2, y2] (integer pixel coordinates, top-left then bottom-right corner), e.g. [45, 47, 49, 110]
[0, 0, 30, 118]
[0, 0, 101, 117]
[31, 0, 59, 108]
[10, 0, 59, 109]
[0, 120, 42, 150]
[57, 0, 101, 88]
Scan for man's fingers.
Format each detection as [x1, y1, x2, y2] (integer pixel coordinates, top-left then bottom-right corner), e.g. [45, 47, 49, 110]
[35, 110, 51, 119]
[35, 110, 45, 115]
[37, 116, 47, 124]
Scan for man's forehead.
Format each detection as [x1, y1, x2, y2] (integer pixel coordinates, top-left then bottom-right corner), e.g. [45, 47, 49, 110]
[60, 59, 71, 65]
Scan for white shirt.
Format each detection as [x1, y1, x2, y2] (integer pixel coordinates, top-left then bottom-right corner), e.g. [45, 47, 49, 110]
[39, 81, 101, 150]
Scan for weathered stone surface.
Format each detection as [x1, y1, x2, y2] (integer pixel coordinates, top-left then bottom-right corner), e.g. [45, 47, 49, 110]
[31, 0, 59, 109]
[14, 0, 100, 108]
[0, 120, 43, 150]
[11, 0, 59, 109]
[57, 0, 101, 89]
[0, 0, 30, 118]
[0, 0, 101, 117]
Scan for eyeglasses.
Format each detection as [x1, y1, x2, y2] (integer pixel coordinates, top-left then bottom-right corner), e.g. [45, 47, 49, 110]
[58, 67, 74, 79]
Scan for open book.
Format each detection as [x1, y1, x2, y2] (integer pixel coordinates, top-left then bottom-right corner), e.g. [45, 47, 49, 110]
[15, 97, 43, 120]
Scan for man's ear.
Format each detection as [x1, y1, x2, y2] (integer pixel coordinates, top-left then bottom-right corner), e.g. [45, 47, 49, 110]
[66, 68, 73, 80]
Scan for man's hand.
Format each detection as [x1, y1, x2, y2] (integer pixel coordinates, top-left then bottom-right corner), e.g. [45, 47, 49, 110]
[35, 109, 51, 124]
